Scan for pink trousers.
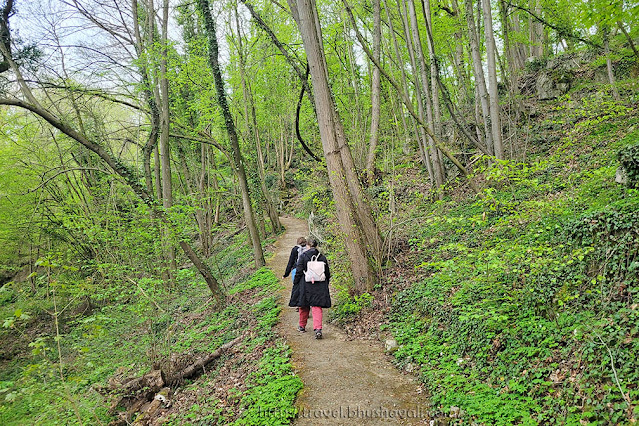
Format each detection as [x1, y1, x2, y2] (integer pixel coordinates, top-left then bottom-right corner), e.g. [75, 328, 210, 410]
[299, 306, 323, 330]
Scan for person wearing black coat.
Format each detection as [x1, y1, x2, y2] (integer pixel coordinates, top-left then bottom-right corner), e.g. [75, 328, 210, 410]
[289, 238, 331, 339]
[283, 237, 307, 283]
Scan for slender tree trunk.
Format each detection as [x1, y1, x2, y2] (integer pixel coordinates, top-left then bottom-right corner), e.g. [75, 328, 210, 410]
[154, 146, 162, 201]
[422, 0, 443, 145]
[602, 26, 620, 100]
[210, 154, 221, 225]
[364, 0, 381, 185]
[159, 0, 177, 275]
[396, 0, 434, 182]
[132, 0, 160, 194]
[499, 0, 517, 84]
[199, 144, 211, 257]
[196, 0, 265, 268]
[465, 0, 494, 156]
[511, 11, 528, 66]
[382, 0, 415, 156]
[529, 0, 543, 57]
[406, 0, 444, 187]
[451, 0, 470, 104]
[343, 18, 366, 169]
[617, 21, 639, 62]
[233, 6, 281, 233]
[481, 0, 504, 159]
[288, 0, 379, 291]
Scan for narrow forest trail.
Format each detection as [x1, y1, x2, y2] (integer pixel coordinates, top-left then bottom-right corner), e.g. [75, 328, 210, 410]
[266, 216, 431, 425]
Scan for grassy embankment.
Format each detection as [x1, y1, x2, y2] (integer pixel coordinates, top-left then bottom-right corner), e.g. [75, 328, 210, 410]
[0, 232, 301, 425]
[382, 82, 639, 423]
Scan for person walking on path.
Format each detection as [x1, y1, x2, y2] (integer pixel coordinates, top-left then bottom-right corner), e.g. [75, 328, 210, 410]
[283, 237, 308, 283]
[290, 239, 331, 339]
[284, 237, 308, 312]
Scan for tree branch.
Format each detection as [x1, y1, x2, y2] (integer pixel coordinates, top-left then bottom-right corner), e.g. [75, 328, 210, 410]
[506, 1, 601, 49]
[295, 64, 322, 162]
[340, 0, 480, 193]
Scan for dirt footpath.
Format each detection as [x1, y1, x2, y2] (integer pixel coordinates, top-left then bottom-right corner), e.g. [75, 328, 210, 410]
[266, 216, 431, 425]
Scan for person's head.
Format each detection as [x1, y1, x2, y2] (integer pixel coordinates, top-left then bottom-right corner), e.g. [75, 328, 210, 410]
[297, 237, 307, 246]
[307, 238, 318, 248]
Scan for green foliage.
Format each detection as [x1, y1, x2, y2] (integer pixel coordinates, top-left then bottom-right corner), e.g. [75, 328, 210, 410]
[0, 237, 298, 425]
[617, 143, 639, 188]
[331, 291, 373, 323]
[383, 93, 639, 423]
[228, 267, 280, 296]
[234, 343, 302, 425]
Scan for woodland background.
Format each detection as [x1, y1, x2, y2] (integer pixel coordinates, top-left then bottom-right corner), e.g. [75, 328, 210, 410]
[0, 0, 638, 423]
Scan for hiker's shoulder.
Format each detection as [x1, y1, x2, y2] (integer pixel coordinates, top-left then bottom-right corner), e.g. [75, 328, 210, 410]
[305, 248, 319, 257]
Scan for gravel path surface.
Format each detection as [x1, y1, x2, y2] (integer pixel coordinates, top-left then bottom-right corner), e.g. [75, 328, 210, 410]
[267, 216, 431, 425]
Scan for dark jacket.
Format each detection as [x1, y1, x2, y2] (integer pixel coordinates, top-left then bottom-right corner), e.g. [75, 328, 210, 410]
[283, 245, 302, 278]
[289, 248, 331, 308]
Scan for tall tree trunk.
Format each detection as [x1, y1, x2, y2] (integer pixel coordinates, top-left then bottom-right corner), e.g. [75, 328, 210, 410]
[159, 0, 177, 276]
[406, 0, 444, 187]
[210, 153, 221, 225]
[233, 6, 281, 234]
[465, 0, 494, 156]
[396, 0, 435, 182]
[617, 21, 639, 62]
[288, 0, 379, 291]
[383, 0, 416, 156]
[343, 19, 366, 169]
[499, 0, 517, 84]
[364, 0, 381, 185]
[529, 0, 544, 58]
[602, 25, 620, 100]
[196, 0, 265, 268]
[132, 0, 160, 194]
[451, 0, 470, 104]
[481, 0, 504, 159]
[422, 0, 443, 145]
[199, 144, 212, 257]
[511, 11, 528, 66]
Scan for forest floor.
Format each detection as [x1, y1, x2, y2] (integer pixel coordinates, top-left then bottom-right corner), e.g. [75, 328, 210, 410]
[267, 216, 431, 425]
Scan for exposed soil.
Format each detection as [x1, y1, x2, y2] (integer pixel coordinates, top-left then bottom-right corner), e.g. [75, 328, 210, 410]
[268, 217, 433, 425]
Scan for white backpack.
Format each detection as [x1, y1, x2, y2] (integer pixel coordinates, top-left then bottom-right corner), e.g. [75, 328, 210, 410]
[304, 254, 326, 283]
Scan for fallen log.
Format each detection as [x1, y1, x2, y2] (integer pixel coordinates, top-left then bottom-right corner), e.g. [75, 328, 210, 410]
[166, 335, 243, 386]
[108, 336, 243, 425]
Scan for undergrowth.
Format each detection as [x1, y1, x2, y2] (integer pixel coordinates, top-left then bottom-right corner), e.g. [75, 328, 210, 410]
[0, 245, 300, 425]
[382, 89, 639, 423]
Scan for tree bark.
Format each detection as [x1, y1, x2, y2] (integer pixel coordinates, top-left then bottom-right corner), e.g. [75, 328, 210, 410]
[422, 0, 443, 147]
[364, 0, 382, 185]
[396, 0, 434, 182]
[481, 0, 504, 159]
[602, 25, 620, 101]
[288, 0, 379, 291]
[196, 0, 265, 268]
[132, 0, 161, 194]
[233, 6, 281, 234]
[159, 0, 177, 275]
[617, 21, 639, 62]
[406, 0, 444, 188]
[464, 0, 494, 156]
